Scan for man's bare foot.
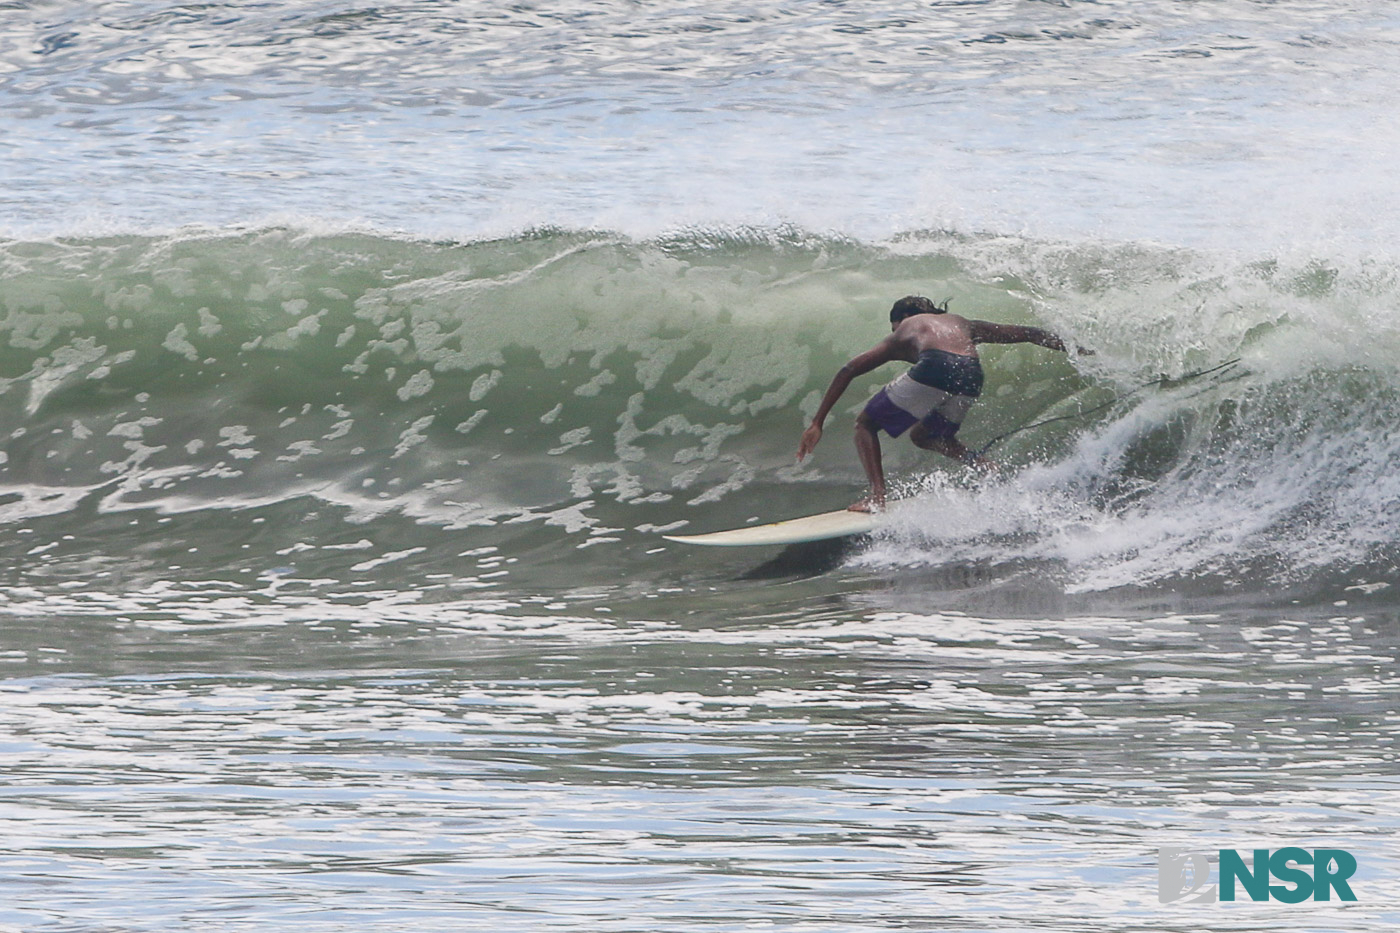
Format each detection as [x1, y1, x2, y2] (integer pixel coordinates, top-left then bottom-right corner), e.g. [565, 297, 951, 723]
[848, 496, 884, 513]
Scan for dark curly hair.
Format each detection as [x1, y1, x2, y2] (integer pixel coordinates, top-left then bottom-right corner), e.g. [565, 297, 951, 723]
[889, 295, 951, 324]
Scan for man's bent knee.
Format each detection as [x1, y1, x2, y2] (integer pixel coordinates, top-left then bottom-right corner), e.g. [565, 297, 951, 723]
[909, 423, 941, 451]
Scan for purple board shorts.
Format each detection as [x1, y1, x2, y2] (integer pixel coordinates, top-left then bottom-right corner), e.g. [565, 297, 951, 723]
[862, 387, 964, 440]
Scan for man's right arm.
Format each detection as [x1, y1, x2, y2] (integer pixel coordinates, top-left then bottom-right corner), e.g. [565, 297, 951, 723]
[797, 339, 897, 461]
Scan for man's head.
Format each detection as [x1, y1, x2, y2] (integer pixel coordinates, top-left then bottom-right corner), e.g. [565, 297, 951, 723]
[889, 295, 947, 327]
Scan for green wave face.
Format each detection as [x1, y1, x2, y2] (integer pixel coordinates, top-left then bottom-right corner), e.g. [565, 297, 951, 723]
[1, 227, 1396, 592]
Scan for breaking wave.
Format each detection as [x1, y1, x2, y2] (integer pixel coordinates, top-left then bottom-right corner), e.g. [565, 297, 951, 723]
[2, 225, 1398, 592]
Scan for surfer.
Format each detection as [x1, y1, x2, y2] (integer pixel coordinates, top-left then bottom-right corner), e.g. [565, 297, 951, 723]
[796, 296, 1082, 512]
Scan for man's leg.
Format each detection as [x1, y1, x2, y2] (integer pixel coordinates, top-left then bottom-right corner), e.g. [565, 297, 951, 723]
[909, 423, 996, 473]
[851, 411, 887, 511]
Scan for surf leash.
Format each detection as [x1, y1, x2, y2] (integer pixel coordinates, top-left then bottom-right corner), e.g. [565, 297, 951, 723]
[973, 357, 1242, 459]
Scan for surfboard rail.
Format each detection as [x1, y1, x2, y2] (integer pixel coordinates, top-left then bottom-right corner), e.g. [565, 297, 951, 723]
[662, 508, 878, 547]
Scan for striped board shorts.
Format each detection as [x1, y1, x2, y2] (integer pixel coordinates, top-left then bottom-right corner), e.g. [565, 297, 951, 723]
[861, 348, 984, 440]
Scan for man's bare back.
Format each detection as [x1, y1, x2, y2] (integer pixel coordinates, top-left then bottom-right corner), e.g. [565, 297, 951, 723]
[882, 312, 980, 363]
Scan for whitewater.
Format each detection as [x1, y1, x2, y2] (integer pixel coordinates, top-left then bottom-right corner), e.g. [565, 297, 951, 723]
[1, 2, 1397, 931]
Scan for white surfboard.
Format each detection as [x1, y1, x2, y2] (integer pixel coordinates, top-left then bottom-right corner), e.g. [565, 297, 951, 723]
[662, 509, 878, 547]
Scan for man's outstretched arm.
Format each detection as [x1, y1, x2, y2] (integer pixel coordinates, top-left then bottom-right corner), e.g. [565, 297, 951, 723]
[968, 319, 1073, 352]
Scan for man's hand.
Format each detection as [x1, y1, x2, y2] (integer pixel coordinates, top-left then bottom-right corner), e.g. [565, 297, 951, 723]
[797, 423, 823, 461]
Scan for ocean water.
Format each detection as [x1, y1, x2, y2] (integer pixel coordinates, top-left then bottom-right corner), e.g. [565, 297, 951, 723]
[2, 1, 1399, 930]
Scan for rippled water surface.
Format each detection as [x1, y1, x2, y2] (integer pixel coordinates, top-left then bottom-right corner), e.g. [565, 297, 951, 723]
[1, 580, 1397, 930]
[4, 0, 1400, 242]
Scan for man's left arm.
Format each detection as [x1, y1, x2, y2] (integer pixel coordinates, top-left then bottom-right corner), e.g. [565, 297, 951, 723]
[969, 320, 1089, 354]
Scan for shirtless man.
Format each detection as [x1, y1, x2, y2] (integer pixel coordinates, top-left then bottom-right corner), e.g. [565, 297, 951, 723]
[796, 296, 1078, 511]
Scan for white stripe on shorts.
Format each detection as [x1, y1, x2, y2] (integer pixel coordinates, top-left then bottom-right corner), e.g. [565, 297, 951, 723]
[884, 372, 975, 426]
